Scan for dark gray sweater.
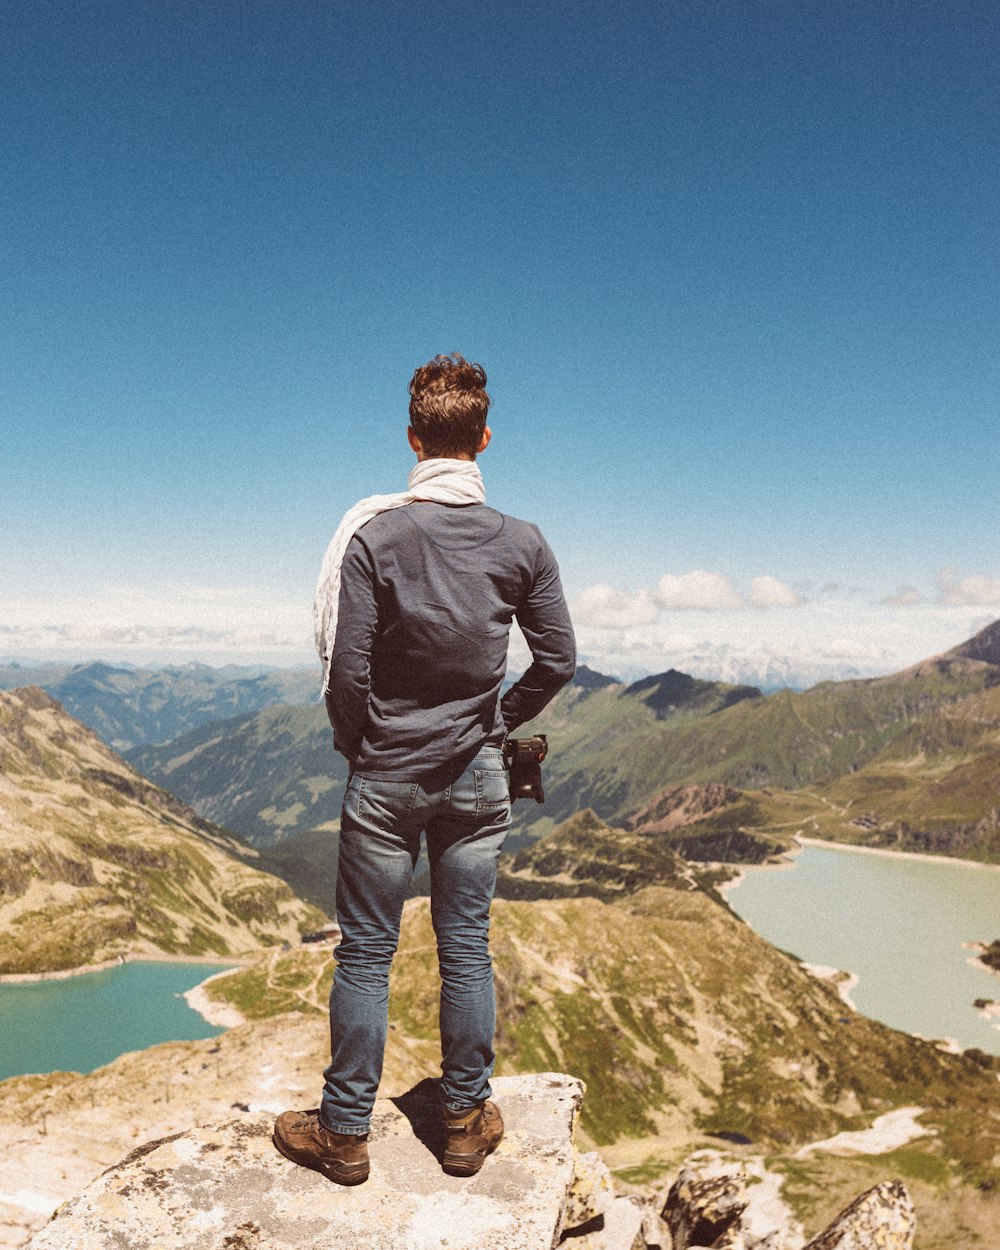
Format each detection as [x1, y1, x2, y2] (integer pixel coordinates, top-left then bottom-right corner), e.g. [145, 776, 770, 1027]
[325, 501, 576, 781]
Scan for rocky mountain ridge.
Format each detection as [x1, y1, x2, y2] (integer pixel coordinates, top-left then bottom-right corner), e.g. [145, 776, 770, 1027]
[0, 687, 324, 974]
[24, 1078, 920, 1250]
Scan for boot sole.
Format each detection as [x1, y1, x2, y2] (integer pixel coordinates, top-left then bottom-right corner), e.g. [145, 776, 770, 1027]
[272, 1131, 370, 1186]
[442, 1132, 503, 1177]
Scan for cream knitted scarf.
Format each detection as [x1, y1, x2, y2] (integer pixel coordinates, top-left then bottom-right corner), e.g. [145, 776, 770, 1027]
[313, 457, 486, 694]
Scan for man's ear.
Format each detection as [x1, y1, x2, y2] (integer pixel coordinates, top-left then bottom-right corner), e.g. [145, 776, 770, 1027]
[407, 426, 424, 457]
[477, 426, 492, 455]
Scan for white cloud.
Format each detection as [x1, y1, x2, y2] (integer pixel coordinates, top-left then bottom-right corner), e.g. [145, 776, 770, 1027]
[570, 584, 659, 630]
[882, 584, 923, 606]
[572, 569, 805, 635]
[7, 567, 996, 690]
[0, 583, 314, 664]
[568, 578, 1000, 690]
[935, 569, 1000, 607]
[654, 570, 744, 611]
[750, 575, 802, 608]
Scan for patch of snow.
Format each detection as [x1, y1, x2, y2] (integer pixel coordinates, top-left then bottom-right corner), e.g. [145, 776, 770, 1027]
[795, 1107, 929, 1158]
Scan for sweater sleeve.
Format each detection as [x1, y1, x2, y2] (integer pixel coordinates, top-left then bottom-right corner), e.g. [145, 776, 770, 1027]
[325, 535, 378, 763]
[499, 534, 576, 733]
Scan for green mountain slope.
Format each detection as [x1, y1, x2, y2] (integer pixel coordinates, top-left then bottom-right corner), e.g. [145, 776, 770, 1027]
[253, 825, 341, 916]
[750, 683, 1000, 860]
[516, 622, 1000, 842]
[0, 661, 319, 751]
[125, 667, 620, 847]
[0, 687, 324, 974]
[127, 702, 345, 845]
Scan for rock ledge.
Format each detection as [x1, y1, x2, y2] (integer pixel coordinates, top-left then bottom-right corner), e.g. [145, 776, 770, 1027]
[29, 1073, 584, 1250]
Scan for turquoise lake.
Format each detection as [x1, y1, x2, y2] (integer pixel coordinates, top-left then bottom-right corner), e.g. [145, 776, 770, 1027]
[0, 961, 234, 1080]
[4, 844, 999, 1079]
[726, 842, 1000, 1054]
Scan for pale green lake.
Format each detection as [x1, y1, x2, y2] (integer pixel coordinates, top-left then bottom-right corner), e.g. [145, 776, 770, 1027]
[0, 961, 234, 1080]
[726, 842, 1000, 1054]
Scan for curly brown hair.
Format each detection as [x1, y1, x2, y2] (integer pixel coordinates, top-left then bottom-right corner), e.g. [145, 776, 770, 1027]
[408, 353, 492, 458]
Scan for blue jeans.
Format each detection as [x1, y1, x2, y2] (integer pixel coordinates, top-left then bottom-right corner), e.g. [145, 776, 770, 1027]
[320, 750, 510, 1134]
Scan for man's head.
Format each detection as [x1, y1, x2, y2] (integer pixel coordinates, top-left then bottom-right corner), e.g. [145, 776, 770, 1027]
[408, 353, 492, 460]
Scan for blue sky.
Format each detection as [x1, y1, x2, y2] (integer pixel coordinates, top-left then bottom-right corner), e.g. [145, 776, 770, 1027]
[2, 0, 997, 684]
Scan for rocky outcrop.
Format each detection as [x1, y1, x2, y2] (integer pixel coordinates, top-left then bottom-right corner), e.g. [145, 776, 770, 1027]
[662, 1153, 750, 1248]
[26, 1072, 916, 1250]
[30, 1074, 586, 1250]
[659, 1154, 915, 1250]
[628, 784, 743, 834]
[800, 1182, 914, 1250]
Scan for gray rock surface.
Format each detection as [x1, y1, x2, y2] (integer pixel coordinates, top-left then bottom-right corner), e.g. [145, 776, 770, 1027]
[561, 1149, 614, 1228]
[559, 1196, 646, 1249]
[662, 1154, 749, 1249]
[660, 1157, 915, 1250]
[29, 1073, 584, 1250]
[801, 1181, 916, 1250]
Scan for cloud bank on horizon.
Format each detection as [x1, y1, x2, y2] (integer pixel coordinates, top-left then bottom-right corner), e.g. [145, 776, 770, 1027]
[3, 568, 998, 691]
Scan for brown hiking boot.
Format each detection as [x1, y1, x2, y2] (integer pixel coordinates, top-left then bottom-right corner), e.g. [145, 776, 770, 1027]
[442, 1099, 504, 1176]
[272, 1109, 370, 1185]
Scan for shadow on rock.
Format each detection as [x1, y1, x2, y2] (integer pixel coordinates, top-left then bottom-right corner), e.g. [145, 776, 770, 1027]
[388, 1077, 445, 1162]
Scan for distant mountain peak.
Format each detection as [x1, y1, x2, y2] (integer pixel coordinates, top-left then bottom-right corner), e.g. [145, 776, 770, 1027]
[625, 668, 762, 718]
[572, 664, 619, 690]
[944, 617, 1000, 668]
[68, 660, 132, 676]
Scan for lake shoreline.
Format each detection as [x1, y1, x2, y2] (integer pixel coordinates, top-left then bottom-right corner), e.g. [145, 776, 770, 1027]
[0, 950, 253, 985]
[727, 838, 1000, 1055]
[798, 836, 1000, 873]
[183, 969, 246, 1028]
[0, 960, 250, 1083]
[723, 837, 1000, 899]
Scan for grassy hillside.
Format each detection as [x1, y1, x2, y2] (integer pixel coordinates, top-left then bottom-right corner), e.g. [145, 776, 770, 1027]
[517, 659, 994, 835]
[0, 687, 325, 974]
[495, 807, 712, 901]
[698, 684, 1000, 862]
[127, 702, 345, 845]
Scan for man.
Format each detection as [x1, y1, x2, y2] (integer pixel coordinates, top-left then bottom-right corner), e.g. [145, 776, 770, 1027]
[273, 353, 576, 1185]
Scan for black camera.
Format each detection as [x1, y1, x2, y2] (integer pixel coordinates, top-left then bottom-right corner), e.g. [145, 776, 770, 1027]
[503, 734, 547, 803]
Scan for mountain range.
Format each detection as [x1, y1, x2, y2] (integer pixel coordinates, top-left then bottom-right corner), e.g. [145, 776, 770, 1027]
[120, 620, 1000, 869]
[0, 660, 317, 750]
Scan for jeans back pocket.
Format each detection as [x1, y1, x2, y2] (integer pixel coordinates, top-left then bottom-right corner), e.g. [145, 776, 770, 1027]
[473, 768, 510, 813]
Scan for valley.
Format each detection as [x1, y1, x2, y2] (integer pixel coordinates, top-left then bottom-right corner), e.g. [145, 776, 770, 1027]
[2, 619, 1000, 1247]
